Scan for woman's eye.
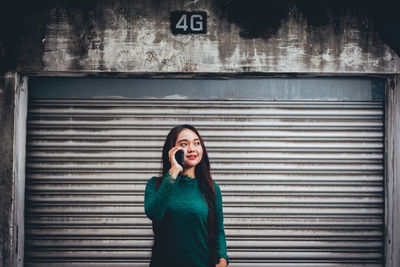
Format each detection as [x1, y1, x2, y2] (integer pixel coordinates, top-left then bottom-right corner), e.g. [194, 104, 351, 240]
[195, 142, 201, 146]
[180, 143, 187, 147]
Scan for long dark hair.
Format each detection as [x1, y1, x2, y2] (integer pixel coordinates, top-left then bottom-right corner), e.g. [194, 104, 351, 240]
[156, 124, 216, 266]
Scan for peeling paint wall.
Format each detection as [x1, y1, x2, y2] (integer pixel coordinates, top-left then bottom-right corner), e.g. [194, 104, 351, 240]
[0, 73, 17, 267]
[0, 73, 27, 267]
[2, 0, 398, 74]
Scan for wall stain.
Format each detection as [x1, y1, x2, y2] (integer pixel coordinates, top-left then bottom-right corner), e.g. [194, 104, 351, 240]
[215, 0, 290, 40]
[214, 0, 400, 56]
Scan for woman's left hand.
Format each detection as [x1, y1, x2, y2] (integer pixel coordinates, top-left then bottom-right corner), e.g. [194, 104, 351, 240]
[216, 258, 228, 267]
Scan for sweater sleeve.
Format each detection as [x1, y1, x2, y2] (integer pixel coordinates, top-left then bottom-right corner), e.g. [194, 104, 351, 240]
[215, 182, 229, 264]
[144, 172, 176, 222]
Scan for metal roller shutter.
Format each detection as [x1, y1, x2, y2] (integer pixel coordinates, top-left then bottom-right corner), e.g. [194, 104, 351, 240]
[25, 79, 384, 267]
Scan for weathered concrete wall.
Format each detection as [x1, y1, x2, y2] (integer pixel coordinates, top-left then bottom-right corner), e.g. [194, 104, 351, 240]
[385, 75, 400, 267]
[0, 73, 17, 267]
[1, 0, 399, 74]
[0, 73, 27, 267]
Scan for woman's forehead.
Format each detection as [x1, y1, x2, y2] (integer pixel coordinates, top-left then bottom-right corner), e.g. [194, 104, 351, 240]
[176, 129, 199, 141]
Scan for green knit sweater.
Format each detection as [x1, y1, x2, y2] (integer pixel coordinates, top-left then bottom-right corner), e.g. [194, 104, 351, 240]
[144, 172, 229, 267]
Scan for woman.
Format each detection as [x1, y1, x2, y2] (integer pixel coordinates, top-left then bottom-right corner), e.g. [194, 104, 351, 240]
[145, 124, 229, 267]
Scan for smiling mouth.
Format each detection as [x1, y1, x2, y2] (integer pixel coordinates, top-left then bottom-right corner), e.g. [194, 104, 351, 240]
[187, 155, 197, 160]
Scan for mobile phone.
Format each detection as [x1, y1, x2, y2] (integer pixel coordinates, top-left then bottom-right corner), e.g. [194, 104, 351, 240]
[174, 149, 185, 167]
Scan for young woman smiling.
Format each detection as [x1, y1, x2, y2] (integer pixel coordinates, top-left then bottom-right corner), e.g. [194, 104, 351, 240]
[145, 124, 229, 267]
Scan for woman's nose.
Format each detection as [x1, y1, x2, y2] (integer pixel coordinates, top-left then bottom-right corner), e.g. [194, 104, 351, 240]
[187, 143, 194, 152]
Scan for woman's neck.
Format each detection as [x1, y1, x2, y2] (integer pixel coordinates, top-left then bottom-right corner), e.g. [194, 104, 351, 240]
[181, 167, 195, 178]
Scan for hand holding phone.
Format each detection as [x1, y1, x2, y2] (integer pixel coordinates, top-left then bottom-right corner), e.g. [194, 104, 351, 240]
[174, 149, 185, 167]
[168, 147, 184, 178]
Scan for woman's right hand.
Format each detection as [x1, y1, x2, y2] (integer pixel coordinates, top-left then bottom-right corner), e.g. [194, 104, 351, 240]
[168, 147, 183, 178]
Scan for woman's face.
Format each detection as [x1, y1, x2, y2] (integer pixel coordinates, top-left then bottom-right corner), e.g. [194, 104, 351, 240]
[175, 128, 203, 169]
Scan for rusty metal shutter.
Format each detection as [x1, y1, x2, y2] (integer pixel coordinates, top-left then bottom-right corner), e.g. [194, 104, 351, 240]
[25, 79, 384, 267]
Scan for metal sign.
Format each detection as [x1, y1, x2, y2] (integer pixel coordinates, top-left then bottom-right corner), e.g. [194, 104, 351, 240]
[170, 11, 207, 34]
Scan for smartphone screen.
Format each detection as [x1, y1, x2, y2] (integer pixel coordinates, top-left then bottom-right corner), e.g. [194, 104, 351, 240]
[175, 149, 185, 167]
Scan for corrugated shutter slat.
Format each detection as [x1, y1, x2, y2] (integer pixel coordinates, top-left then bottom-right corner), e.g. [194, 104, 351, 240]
[25, 99, 384, 266]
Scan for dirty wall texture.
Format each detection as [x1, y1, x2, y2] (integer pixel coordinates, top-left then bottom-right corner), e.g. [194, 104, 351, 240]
[0, 73, 16, 267]
[1, 0, 400, 74]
